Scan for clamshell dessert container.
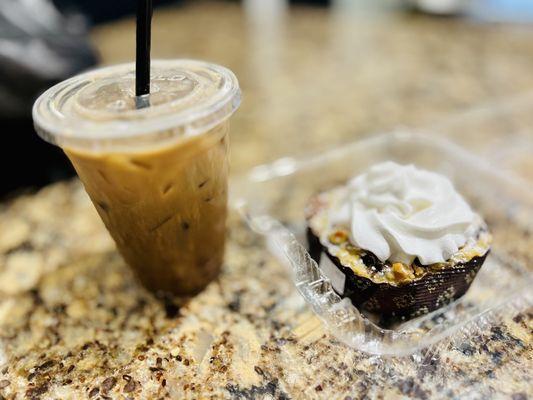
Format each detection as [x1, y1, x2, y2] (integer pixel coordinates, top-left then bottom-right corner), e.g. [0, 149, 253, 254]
[232, 131, 532, 356]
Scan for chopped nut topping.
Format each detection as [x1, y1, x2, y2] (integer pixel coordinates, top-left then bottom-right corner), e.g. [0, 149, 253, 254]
[328, 230, 349, 245]
[413, 265, 424, 276]
[391, 263, 415, 283]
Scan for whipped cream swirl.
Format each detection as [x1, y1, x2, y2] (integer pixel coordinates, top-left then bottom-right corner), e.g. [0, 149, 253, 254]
[330, 162, 476, 265]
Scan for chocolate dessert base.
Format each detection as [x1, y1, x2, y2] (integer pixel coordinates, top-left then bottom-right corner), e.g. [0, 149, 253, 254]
[307, 228, 489, 321]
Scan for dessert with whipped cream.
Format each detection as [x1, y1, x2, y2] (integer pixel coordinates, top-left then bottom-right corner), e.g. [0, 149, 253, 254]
[306, 162, 491, 320]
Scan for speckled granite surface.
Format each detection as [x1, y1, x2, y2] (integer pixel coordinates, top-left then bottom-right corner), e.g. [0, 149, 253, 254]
[0, 182, 531, 399]
[1, 1, 533, 399]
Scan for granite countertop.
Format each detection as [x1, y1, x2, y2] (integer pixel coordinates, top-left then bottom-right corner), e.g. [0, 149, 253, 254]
[1, 2, 533, 399]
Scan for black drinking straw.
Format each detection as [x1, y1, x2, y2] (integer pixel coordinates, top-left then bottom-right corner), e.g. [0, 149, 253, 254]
[135, 0, 153, 108]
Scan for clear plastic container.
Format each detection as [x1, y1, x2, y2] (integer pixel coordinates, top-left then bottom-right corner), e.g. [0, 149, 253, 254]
[232, 131, 532, 356]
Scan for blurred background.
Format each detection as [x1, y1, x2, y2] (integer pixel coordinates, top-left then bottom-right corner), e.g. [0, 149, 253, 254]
[2, 0, 533, 198]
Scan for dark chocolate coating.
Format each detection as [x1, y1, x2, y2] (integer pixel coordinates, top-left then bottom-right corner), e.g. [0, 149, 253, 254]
[307, 228, 488, 320]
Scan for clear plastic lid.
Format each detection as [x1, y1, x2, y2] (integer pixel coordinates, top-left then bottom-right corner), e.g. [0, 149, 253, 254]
[32, 59, 241, 151]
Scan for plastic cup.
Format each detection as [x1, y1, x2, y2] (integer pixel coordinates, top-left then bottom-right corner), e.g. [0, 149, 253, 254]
[33, 60, 241, 296]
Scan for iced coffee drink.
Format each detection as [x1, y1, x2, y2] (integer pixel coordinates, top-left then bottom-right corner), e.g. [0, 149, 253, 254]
[33, 60, 240, 295]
